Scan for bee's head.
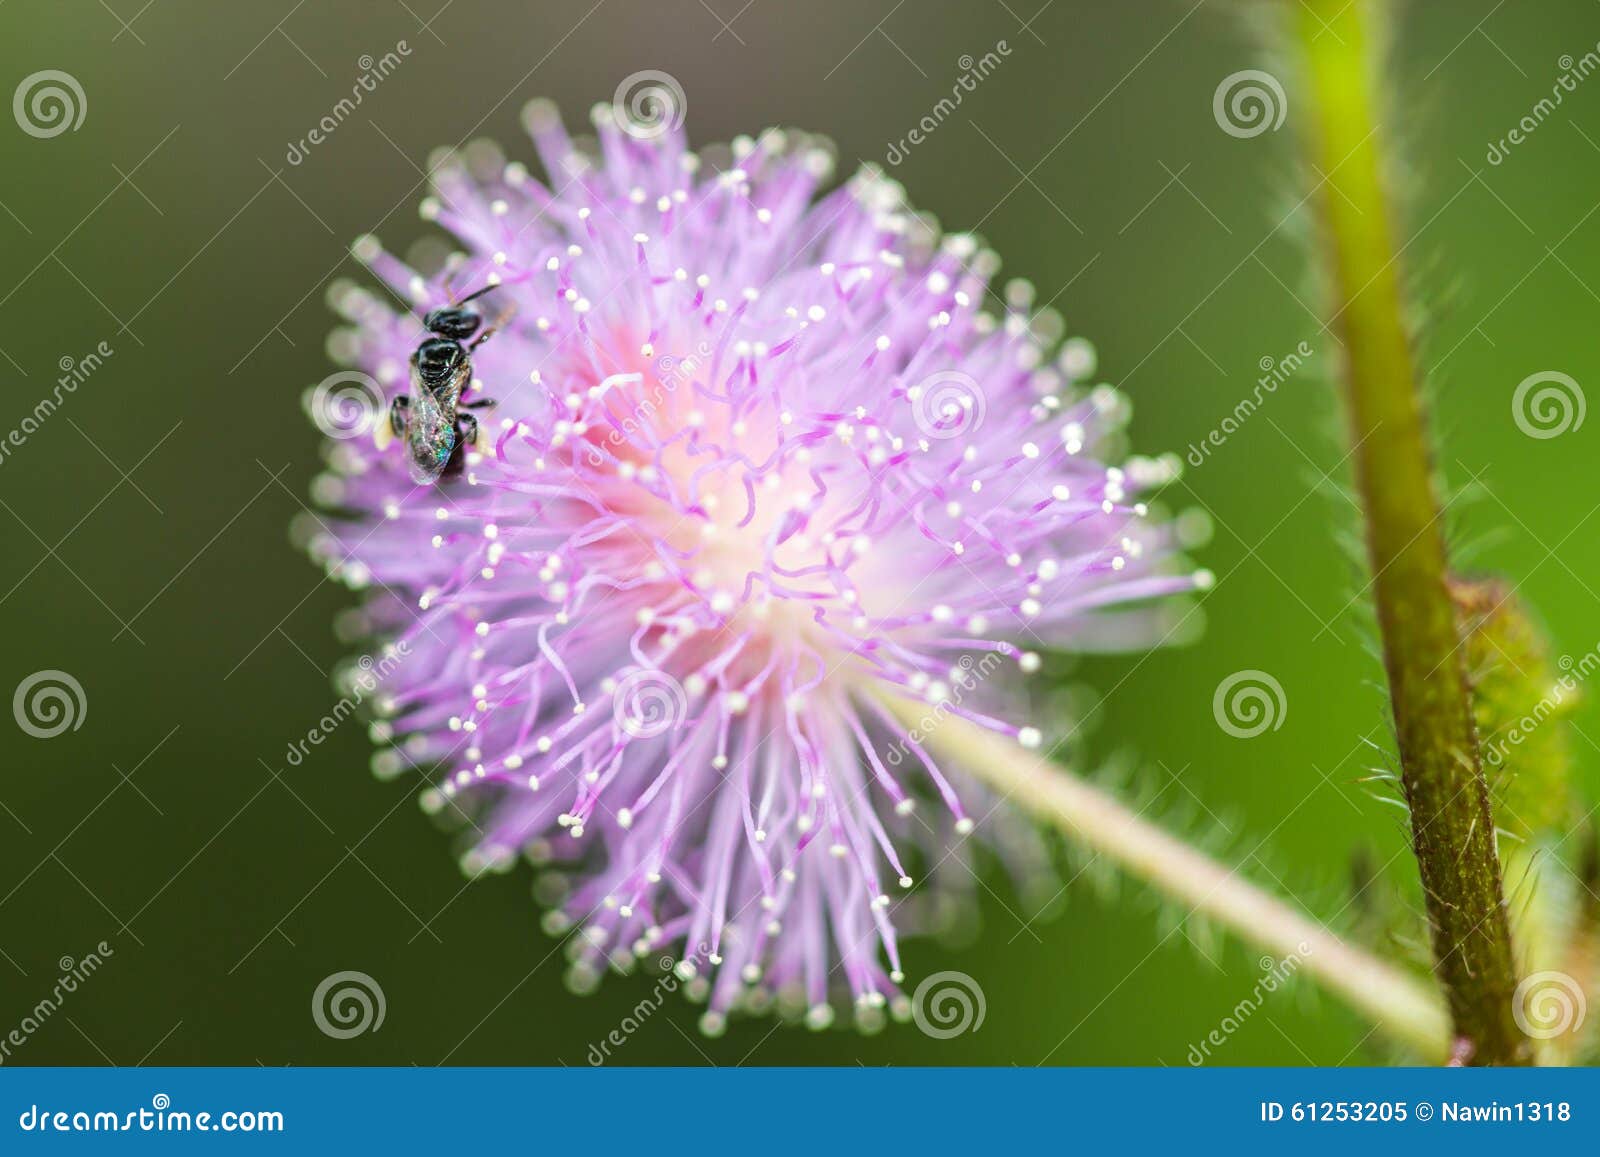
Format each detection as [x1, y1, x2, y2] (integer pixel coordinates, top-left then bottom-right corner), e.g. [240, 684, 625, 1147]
[414, 337, 466, 386]
[423, 306, 482, 341]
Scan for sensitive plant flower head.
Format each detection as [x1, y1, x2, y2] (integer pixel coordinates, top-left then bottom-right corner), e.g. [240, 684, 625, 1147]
[301, 97, 1208, 1032]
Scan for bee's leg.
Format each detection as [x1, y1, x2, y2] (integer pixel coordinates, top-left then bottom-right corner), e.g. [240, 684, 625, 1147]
[442, 413, 491, 478]
[375, 395, 409, 450]
[461, 396, 497, 410]
[467, 304, 517, 352]
[460, 411, 493, 452]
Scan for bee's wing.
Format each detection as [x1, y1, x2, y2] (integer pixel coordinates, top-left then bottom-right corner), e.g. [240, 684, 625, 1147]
[441, 360, 472, 408]
[404, 370, 457, 484]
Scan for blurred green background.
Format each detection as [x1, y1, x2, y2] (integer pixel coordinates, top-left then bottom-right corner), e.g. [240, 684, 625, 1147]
[1, 0, 1597, 1066]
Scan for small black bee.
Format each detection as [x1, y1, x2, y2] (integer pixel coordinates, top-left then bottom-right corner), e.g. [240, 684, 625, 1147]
[375, 283, 503, 484]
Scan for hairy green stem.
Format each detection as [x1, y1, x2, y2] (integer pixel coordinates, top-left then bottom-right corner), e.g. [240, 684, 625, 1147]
[1293, 0, 1528, 1064]
[883, 695, 1450, 1060]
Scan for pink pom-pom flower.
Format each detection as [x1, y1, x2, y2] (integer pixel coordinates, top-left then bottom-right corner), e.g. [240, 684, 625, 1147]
[303, 97, 1206, 1033]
